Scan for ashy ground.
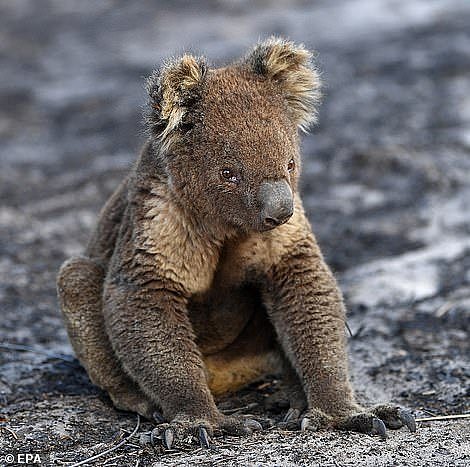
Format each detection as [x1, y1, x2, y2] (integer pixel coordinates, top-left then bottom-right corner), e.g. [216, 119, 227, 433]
[0, 0, 469, 465]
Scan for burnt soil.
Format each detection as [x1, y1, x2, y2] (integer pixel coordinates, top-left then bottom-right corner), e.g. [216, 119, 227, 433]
[0, 1, 469, 466]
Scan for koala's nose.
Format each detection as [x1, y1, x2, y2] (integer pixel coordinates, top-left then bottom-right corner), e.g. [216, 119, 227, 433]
[258, 180, 294, 230]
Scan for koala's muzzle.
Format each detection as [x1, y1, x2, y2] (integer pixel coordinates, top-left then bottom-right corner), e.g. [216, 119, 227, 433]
[258, 180, 294, 230]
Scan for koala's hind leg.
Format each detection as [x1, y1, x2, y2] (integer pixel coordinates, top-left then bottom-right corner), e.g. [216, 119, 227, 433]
[57, 256, 156, 419]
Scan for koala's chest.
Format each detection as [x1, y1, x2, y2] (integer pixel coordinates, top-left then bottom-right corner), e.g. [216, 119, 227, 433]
[215, 234, 277, 285]
[187, 236, 275, 354]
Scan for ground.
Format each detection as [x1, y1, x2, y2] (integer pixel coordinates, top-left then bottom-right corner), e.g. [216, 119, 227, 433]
[0, 0, 469, 466]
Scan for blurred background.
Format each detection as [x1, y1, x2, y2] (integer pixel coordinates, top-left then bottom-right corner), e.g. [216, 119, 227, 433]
[1, 1, 469, 465]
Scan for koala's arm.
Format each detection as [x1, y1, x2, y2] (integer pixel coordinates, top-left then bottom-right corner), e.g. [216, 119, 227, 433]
[85, 178, 129, 267]
[102, 209, 219, 423]
[264, 210, 360, 421]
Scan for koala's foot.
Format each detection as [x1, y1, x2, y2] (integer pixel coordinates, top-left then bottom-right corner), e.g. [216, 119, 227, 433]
[147, 414, 262, 449]
[298, 404, 416, 439]
[335, 404, 416, 439]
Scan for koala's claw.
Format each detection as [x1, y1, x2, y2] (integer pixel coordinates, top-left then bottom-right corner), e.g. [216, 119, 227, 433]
[398, 409, 417, 432]
[149, 426, 169, 447]
[147, 414, 262, 451]
[299, 412, 331, 432]
[371, 417, 387, 440]
[276, 407, 305, 431]
[198, 426, 211, 449]
[290, 404, 415, 440]
[243, 419, 263, 432]
[163, 428, 175, 449]
[370, 404, 416, 432]
[336, 412, 387, 439]
[337, 404, 416, 439]
[284, 407, 301, 424]
[300, 416, 310, 431]
[149, 427, 158, 445]
[294, 407, 332, 433]
[149, 423, 209, 450]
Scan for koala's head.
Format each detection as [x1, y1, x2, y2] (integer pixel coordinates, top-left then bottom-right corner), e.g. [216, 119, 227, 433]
[145, 37, 321, 234]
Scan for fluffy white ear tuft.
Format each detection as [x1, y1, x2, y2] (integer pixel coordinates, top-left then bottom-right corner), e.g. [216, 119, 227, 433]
[245, 37, 322, 131]
[146, 54, 207, 145]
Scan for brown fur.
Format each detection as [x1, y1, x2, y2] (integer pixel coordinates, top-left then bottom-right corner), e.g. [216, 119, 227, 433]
[57, 37, 413, 439]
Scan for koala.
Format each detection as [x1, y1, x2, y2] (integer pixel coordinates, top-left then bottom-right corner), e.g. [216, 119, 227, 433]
[57, 37, 415, 448]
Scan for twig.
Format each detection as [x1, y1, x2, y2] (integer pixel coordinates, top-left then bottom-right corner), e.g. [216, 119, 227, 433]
[69, 415, 140, 467]
[126, 443, 141, 449]
[435, 301, 456, 318]
[0, 425, 19, 439]
[0, 342, 76, 363]
[416, 413, 470, 422]
[221, 403, 258, 415]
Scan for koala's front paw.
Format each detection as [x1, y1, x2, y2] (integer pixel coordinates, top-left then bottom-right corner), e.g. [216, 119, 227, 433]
[281, 404, 416, 439]
[147, 413, 262, 449]
[335, 404, 416, 439]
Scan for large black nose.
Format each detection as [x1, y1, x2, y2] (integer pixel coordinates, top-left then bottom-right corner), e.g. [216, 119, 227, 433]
[258, 180, 294, 229]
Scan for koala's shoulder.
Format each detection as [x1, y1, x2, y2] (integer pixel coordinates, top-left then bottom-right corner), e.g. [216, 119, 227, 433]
[129, 184, 221, 294]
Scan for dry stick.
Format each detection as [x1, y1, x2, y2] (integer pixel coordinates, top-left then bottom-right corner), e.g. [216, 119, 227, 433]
[0, 342, 76, 363]
[222, 403, 259, 415]
[0, 425, 19, 440]
[435, 301, 456, 318]
[126, 443, 141, 449]
[416, 413, 470, 422]
[69, 415, 140, 467]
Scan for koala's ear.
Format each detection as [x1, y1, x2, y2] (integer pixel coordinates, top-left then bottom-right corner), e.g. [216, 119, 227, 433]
[146, 54, 207, 145]
[245, 37, 321, 131]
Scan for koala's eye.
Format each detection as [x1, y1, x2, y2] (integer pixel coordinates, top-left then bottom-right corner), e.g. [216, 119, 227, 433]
[287, 158, 295, 172]
[221, 168, 239, 184]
